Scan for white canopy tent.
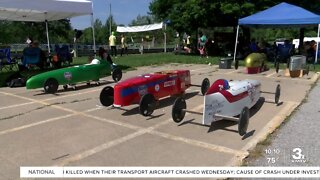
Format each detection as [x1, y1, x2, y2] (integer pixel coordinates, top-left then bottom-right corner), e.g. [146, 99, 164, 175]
[0, 0, 95, 54]
[116, 22, 167, 52]
[117, 22, 163, 33]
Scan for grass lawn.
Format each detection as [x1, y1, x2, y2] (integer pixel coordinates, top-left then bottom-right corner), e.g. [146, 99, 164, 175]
[1, 53, 319, 87]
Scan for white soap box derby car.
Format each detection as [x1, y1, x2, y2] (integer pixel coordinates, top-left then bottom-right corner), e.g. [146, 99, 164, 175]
[172, 79, 280, 136]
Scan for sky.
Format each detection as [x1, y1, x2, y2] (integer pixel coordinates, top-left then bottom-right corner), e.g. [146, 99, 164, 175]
[70, 0, 153, 30]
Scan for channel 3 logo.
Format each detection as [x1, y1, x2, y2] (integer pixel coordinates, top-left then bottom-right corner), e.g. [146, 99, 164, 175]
[291, 147, 306, 163]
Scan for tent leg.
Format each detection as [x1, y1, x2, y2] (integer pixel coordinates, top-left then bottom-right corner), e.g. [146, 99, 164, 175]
[315, 24, 320, 64]
[45, 20, 51, 54]
[91, 10, 96, 57]
[233, 25, 240, 63]
[164, 23, 167, 53]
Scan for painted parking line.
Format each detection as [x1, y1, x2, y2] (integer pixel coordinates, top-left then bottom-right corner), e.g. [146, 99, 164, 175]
[57, 103, 248, 166]
[190, 66, 215, 72]
[150, 130, 248, 157]
[0, 91, 95, 115]
[0, 107, 100, 136]
[0, 102, 35, 110]
[43, 88, 104, 101]
[266, 70, 281, 78]
[0, 88, 103, 110]
[56, 115, 180, 166]
[225, 68, 243, 74]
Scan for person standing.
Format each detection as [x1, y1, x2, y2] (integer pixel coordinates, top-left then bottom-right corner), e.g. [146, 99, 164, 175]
[120, 34, 128, 56]
[186, 34, 191, 48]
[109, 31, 117, 57]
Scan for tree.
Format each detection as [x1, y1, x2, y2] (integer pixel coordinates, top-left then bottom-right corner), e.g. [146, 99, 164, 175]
[0, 20, 72, 44]
[105, 15, 117, 36]
[129, 15, 155, 26]
[149, 0, 320, 48]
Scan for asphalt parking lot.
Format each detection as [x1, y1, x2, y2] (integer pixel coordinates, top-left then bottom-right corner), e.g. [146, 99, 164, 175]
[0, 63, 318, 179]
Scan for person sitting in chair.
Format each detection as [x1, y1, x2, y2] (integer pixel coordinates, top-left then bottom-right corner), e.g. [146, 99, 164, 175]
[98, 47, 116, 69]
[21, 40, 46, 70]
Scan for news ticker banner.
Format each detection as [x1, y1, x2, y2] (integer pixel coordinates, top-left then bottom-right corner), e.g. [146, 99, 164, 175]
[21, 166, 320, 178]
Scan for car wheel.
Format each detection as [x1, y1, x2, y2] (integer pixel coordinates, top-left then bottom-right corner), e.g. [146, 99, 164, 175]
[44, 78, 59, 94]
[172, 97, 187, 123]
[275, 84, 281, 105]
[275, 62, 280, 73]
[139, 94, 156, 116]
[99, 86, 114, 106]
[112, 68, 122, 82]
[238, 107, 249, 136]
[201, 78, 210, 95]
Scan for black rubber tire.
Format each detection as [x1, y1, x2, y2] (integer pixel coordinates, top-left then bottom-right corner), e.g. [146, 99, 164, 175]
[201, 78, 210, 96]
[275, 84, 281, 105]
[172, 97, 187, 123]
[238, 107, 250, 136]
[260, 62, 265, 72]
[139, 94, 156, 116]
[112, 68, 122, 82]
[44, 78, 59, 93]
[63, 84, 68, 90]
[99, 86, 114, 106]
[275, 62, 280, 73]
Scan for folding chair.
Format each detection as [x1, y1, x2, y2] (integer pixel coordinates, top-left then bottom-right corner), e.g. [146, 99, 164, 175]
[52, 45, 72, 68]
[22, 47, 43, 69]
[0, 47, 18, 72]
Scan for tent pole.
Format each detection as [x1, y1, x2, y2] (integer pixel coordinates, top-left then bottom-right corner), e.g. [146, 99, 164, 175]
[164, 23, 167, 53]
[45, 20, 51, 54]
[233, 25, 240, 63]
[91, 2, 96, 57]
[315, 24, 320, 64]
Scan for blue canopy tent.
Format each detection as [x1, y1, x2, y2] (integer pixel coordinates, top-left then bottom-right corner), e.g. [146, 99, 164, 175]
[233, 2, 320, 63]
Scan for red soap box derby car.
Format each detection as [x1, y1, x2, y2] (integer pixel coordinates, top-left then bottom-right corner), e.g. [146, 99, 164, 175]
[99, 70, 210, 116]
[172, 79, 281, 136]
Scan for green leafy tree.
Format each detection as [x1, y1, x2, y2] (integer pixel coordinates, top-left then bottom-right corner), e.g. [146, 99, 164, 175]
[0, 20, 72, 44]
[129, 15, 155, 26]
[149, 0, 320, 48]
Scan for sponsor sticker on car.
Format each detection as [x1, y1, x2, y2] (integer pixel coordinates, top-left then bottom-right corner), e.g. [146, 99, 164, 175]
[64, 72, 72, 81]
[164, 80, 175, 87]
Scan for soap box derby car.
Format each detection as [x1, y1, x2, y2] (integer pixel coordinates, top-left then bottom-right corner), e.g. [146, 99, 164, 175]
[26, 59, 122, 93]
[172, 78, 281, 136]
[99, 70, 210, 116]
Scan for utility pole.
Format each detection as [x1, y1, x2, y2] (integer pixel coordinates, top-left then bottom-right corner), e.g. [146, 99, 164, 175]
[109, 3, 112, 36]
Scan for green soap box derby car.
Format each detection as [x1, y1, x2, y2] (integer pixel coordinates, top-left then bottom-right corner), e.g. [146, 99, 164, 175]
[26, 59, 122, 93]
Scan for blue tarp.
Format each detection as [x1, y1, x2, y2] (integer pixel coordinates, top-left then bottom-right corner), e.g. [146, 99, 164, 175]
[239, 2, 320, 26]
